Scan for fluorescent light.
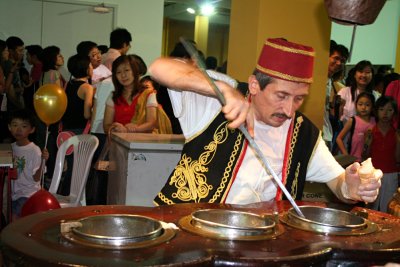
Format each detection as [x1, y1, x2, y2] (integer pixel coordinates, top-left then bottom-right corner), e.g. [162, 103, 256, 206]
[186, 7, 195, 14]
[200, 4, 214, 16]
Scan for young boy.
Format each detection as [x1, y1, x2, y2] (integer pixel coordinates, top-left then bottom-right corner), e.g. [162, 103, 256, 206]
[8, 109, 49, 219]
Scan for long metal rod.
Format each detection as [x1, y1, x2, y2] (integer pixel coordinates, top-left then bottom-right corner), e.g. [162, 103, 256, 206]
[180, 37, 305, 218]
[348, 24, 357, 62]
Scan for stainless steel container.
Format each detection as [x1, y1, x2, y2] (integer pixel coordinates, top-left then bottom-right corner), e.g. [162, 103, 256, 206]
[178, 209, 284, 240]
[61, 214, 175, 249]
[281, 206, 379, 235]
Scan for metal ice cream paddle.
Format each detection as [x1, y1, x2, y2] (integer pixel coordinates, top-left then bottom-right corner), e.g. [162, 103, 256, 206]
[180, 37, 305, 218]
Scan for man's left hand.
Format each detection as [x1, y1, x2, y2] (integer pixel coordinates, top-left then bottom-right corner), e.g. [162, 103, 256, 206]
[344, 162, 382, 203]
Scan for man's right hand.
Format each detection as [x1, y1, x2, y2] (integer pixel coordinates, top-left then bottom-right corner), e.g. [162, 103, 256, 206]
[217, 81, 250, 131]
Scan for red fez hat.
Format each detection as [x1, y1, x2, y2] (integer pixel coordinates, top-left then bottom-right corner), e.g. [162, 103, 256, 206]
[256, 38, 315, 83]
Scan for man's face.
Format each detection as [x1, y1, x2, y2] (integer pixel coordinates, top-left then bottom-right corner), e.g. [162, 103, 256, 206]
[328, 51, 346, 78]
[11, 45, 25, 62]
[249, 76, 309, 127]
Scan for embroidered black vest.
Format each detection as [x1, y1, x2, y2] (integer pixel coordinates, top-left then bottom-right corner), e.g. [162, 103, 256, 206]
[154, 112, 246, 205]
[281, 114, 320, 200]
[154, 111, 320, 205]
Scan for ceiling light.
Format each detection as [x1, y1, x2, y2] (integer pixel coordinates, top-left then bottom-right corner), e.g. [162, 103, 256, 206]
[186, 7, 195, 14]
[200, 4, 215, 16]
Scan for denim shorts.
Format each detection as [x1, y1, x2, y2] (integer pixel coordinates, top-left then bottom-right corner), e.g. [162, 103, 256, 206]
[12, 197, 28, 217]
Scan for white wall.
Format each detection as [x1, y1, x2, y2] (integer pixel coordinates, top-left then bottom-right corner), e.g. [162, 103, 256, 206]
[89, 0, 164, 68]
[1, 0, 398, 71]
[0, 0, 164, 75]
[331, 0, 400, 66]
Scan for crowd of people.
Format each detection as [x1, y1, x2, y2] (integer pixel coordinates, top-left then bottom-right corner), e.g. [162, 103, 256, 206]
[0, 30, 398, 221]
[0, 28, 175, 219]
[323, 40, 400, 213]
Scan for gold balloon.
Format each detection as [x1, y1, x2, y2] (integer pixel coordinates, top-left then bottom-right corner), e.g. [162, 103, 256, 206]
[34, 84, 67, 125]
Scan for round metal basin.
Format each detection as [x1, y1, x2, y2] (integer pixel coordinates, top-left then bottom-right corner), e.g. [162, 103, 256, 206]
[190, 209, 277, 238]
[281, 206, 378, 235]
[61, 214, 176, 249]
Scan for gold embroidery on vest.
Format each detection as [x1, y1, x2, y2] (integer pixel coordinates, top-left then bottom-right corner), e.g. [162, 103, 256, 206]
[210, 130, 243, 202]
[169, 121, 231, 203]
[286, 116, 303, 188]
[291, 162, 300, 197]
[158, 192, 174, 205]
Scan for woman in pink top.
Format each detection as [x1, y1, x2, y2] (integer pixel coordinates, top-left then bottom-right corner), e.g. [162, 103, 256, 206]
[336, 92, 375, 162]
[338, 60, 379, 124]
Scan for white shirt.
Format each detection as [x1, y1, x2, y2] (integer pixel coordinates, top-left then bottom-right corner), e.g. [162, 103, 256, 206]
[92, 64, 112, 88]
[11, 142, 41, 200]
[168, 72, 344, 204]
[91, 78, 114, 134]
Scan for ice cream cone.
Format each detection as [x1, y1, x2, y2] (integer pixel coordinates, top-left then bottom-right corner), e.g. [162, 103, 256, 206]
[358, 158, 375, 184]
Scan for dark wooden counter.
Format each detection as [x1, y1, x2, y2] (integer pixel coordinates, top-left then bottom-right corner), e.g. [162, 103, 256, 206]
[1, 201, 400, 266]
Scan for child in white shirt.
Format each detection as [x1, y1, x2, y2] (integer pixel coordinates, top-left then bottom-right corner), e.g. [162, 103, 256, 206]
[8, 109, 49, 219]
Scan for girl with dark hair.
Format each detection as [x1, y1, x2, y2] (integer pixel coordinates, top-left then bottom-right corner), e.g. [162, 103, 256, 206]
[338, 60, 379, 124]
[103, 55, 157, 134]
[62, 54, 93, 132]
[364, 96, 399, 212]
[336, 92, 376, 162]
[38, 46, 65, 188]
[58, 54, 94, 196]
[40, 45, 65, 89]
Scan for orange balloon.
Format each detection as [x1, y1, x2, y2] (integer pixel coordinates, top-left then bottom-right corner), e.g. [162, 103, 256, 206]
[34, 84, 67, 125]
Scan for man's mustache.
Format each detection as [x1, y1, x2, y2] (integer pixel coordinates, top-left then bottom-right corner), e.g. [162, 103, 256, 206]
[272, 113, 291, 120]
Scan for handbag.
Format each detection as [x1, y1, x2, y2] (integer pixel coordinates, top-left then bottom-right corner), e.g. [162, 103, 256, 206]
[57, 121, 91, 155]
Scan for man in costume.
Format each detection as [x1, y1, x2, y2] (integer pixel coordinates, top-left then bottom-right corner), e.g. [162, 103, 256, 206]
[149, 38, 382, 205]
